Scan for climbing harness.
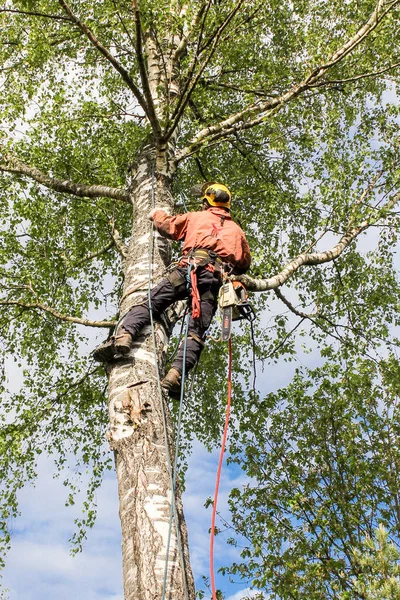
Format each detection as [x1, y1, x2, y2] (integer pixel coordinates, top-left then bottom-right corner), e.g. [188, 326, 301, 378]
[218, 279, 256, 341]
[210, 337, 233, 600]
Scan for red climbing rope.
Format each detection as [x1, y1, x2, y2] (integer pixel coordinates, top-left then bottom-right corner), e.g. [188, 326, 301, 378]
[210, 337, 233, 599]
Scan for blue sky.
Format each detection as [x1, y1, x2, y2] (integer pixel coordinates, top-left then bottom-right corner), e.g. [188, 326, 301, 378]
[1, 438, 262, 599]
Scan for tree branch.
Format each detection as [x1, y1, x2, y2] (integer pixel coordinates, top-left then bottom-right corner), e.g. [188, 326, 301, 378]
[0, 299, 116, 328]
[172, 2, 208, 64]
[309, 60, 400, 88]
[108, 221, 128, 259]
[175, 0, 398, 163]
[199, 78, 274, 97]
[236, 190, 400, 292]
[131, 0, 162, 138]
[0, 154, 131, 202]
[57, 0, 150, 120]
[0, 8, 72, 21]
[274, 288, 318, 319]
[163, 0, 212, 138]
[165, 0, 245, 141]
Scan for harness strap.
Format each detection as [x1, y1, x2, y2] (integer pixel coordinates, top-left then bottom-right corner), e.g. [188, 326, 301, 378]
[188, 332, 205, 346]
[179, 249, 224, 272]
[168, 249, 224, 318]
[192, 249, 224, 265]
[190, 268, 201, 318]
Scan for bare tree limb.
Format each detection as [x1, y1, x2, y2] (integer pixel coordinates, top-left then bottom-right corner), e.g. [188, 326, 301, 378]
[57, 0, 150, 121]
[175, 0, 399, 163]
[0, 154, 131, 202]
[236, 191, 400, 292]
[274, 288, 318, 319]
[0, 299, 116, 328]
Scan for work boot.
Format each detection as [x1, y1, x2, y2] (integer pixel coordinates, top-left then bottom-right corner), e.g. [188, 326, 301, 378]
[92, 329, 134, 363]
[114, 330, 134, 355]
[161, 368, 182, 399]
[92, 338, 117, 362]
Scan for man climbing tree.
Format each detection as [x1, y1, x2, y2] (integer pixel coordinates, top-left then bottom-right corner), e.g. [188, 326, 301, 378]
[93, 181, 251, 398]
[1, 1, 400, 599]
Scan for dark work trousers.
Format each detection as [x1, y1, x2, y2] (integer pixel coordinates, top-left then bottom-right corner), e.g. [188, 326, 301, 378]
[121, 265, 221, 374]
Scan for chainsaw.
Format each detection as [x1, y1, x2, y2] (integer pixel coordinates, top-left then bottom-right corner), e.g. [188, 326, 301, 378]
[218, 281, 256, 341]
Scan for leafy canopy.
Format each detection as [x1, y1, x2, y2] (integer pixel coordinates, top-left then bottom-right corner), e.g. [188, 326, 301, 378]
[1, 0, 400, 595]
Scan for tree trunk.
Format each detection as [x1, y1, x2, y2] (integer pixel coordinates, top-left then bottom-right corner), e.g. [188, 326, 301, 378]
[106, 147, 195, 599]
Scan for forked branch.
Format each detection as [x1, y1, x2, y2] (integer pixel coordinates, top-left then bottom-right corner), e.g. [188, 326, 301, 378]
[172, 2, 208, 64]
[165, 0, 245, 140]
[57, 0, 150, 123]
[131, 0, 162, 138]
[175, 0, 399, 162]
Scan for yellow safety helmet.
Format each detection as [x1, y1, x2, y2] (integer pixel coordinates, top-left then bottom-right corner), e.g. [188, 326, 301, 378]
[201, 182, 231, 209]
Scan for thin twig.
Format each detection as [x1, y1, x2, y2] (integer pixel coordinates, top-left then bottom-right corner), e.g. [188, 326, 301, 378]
[0, 8, 72, 21]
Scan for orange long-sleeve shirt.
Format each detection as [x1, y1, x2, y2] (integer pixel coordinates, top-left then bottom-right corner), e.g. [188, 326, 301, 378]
[151, 207, 251, 274]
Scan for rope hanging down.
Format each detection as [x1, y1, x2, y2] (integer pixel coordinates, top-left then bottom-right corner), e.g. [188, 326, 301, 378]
[210, 337, 233, 600]
[146, 164, 189, 600]
[162, 269, 192, 600]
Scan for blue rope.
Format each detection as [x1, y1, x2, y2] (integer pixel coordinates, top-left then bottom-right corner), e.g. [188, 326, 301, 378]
[162, 265, 192, 596]
[147, 164, 189, 600]
[176, 181, 189, 212]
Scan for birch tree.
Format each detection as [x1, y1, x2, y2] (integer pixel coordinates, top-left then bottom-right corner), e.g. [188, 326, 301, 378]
[1, 1, 400, 598]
